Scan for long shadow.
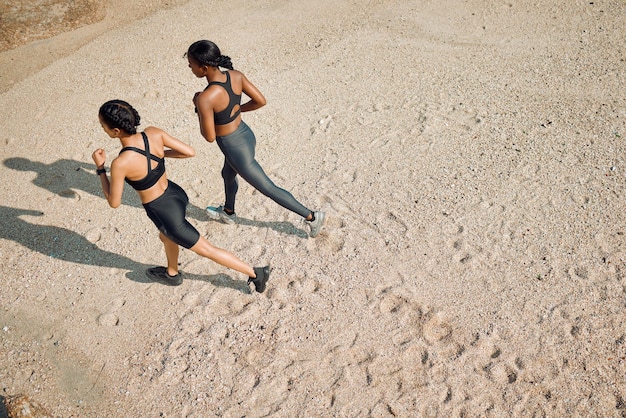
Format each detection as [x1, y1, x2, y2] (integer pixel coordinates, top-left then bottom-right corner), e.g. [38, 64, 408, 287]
[3, 157, 206, 221]
[0, 395, 6, 418]
[0, 205, 250, 293]
[4, 157, 139, 207]
[192, 210, 310, 239]
[236, 216, 310, 238]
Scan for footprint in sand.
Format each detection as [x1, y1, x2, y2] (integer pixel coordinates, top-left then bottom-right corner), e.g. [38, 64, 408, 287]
[85, 228, 102, 243]
[96, 312, 119, 326]
[57, 188, 80, 201]
[312, 114, 334, 134]
[96, 297, 125, 326]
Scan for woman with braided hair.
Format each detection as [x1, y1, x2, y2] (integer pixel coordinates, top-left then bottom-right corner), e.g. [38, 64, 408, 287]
[186, 40, 326, 238]
[92, 99, 270, 292]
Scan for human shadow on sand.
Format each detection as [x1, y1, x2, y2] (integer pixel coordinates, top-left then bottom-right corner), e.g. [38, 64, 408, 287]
[0, 395, 7, 418]
[237, 216, 310, 238]
[0, 205, 251, 293]
[3, 157, 206, 221]
[198, 212, 310, 239]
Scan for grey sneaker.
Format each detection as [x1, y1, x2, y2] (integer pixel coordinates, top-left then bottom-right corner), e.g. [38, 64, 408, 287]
[206, 205, 236, 225]
[307, 211, 326, 238]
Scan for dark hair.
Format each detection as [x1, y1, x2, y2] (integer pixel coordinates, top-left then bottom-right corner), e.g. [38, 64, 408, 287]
[99, 100, 141, 134]
[186, 40, 234, 70]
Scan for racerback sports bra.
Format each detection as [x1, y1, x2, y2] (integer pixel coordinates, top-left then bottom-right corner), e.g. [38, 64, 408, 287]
[119, 132, 165, 191]
[206, 71, 241, 125]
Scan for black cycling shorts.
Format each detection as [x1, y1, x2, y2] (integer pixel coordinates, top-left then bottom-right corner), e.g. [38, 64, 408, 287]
[143, 180, 200, 249]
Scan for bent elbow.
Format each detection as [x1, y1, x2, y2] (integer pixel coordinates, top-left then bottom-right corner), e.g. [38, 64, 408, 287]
[200, 128, 215, 143]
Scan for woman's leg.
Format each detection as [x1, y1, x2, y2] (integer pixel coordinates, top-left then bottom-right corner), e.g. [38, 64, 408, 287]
[221, 158, 239, 213]
[146, 182, 268, 283]
[219, 124, 312, 218]
[240, 159, 312, 218]
[159, 232, 180, 276]
[189, 236, 255, 277]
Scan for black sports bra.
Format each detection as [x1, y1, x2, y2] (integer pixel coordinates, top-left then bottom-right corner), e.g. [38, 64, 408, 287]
[206, 71, 241, 125]
[119, 132, 165, 191]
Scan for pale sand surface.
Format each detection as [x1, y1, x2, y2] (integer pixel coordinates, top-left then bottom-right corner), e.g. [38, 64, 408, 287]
[1, 0, 625, 416]
[0, 0, 189, 93]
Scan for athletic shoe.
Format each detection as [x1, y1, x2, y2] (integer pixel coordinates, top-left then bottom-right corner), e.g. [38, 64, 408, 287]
[307, 211, 326, 238]
[206, 205, 236, 225]
[146, 266, 183, 286]
[248, 266, 271, 293]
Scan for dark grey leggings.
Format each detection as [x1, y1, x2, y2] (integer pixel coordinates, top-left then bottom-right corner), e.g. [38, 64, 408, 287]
[216, 122, 311, 218]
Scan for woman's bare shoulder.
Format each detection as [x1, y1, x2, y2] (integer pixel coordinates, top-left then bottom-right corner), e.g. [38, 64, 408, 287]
[228, 70, 246, 92]
[143, 126, 162, 135]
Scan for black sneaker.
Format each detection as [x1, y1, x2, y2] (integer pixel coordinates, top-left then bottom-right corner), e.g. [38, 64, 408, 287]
[248, 266, 271, 293]
[145, 267, 183, 286]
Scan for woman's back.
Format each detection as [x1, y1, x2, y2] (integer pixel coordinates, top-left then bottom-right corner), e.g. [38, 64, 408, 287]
[113, 127, 169, 204]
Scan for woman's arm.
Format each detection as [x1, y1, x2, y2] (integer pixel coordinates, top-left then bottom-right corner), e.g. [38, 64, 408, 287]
[239, 73, 266, 113]
[146, 127, 196, 158]
[92, 149, 124, 208]
[194, 90, 217, 142]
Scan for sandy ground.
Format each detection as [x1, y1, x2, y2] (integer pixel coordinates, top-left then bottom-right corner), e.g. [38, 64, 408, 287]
[1, 0, 625, 416]
[0, 0, 188, 93]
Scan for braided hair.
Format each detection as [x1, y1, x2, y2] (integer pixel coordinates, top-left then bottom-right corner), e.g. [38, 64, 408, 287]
[186, 40, 234, 70]
[99, 100, 141, 134]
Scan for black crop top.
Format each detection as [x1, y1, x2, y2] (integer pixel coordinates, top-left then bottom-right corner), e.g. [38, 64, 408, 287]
[206, 71, 241, 125]
[119, 132, 166, 191]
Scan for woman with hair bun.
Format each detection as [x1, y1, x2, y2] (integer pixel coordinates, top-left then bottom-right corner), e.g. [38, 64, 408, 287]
[186, 40, 326, 238]
[93, 99, 270, 292]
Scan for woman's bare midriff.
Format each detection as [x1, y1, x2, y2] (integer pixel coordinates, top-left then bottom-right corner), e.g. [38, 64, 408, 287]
[215, 114, 242, 137]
